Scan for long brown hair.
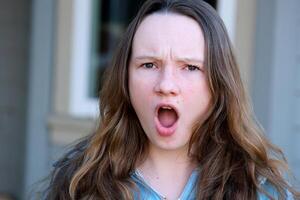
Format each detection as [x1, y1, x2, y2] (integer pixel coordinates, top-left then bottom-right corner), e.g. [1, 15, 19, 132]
[45, 0, 299, 199]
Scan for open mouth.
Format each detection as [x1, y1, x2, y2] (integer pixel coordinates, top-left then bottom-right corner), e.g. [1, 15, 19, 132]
[158, 106, 178, 128]
[155, 104, 179, 136]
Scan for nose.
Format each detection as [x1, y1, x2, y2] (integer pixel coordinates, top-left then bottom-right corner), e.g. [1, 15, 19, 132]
[154, 66, 180, 96]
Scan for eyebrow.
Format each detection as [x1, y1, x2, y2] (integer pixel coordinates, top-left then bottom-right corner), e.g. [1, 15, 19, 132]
[134, 55, 204, 64]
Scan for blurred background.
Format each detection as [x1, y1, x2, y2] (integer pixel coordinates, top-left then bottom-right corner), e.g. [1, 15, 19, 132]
[0, 0, 299, 199]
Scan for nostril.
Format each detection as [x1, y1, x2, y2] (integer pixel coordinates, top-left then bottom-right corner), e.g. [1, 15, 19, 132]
[154, 79, 180, 95]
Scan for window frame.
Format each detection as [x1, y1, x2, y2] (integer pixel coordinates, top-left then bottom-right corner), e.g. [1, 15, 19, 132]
[69, 0, 98, 117]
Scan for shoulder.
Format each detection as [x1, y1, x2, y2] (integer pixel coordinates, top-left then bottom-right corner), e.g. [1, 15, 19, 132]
[44, 137, 89, 199]
[257, 177, 295, 200]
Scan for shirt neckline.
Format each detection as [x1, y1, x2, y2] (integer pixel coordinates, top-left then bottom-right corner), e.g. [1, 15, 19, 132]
[132, 168, 200, 200]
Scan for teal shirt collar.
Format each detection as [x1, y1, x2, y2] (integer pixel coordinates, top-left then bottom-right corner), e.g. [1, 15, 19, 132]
[131, 169, 199, 200]
[131, 169, 294, 200]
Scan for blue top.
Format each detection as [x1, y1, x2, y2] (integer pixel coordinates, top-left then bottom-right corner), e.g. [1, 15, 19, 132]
[131, 169, 294, 200]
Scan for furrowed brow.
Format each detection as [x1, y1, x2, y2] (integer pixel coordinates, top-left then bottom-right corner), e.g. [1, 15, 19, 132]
[132, 55, 204, 65]
[134, 55, 160, 61]
[176, 57, 204, 64]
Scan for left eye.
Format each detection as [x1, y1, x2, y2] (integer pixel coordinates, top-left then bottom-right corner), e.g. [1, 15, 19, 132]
[142, 63, 155, 69]
[185, 65, 200, 71]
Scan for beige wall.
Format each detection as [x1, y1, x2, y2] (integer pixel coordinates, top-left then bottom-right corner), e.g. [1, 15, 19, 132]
[234, 0, 257, 92]
[53, 0, 73, 115]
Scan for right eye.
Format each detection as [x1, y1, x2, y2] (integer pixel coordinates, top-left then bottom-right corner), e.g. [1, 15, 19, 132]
[142, 62, 155, 69]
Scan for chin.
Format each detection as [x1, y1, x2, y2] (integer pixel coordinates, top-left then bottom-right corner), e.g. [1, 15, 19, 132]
[153, 140, 188, 151]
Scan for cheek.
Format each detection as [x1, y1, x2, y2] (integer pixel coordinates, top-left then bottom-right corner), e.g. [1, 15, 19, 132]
[129, 74, 153, 109]
[183, 81, 211, 110]
[130, 77, 149, 96]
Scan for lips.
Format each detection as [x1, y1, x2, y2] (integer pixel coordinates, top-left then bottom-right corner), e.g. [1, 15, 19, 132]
[155, 103, 179, 137]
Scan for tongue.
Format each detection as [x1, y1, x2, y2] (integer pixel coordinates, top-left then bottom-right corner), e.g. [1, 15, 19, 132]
[158, 109, 177, 127]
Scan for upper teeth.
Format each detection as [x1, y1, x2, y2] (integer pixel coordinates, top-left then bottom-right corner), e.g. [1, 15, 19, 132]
[162, 106, 172, 110]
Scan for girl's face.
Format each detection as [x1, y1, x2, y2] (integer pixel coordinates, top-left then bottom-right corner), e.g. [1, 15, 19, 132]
[129, 13, 212, 151]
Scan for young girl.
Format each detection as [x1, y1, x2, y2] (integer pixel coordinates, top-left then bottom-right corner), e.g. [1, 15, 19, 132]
[45, 0, 300, 199]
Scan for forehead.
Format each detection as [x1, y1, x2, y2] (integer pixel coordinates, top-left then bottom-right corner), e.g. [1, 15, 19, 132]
[131, 13, 205, 60]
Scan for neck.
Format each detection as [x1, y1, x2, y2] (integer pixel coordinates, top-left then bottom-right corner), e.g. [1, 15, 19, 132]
[136, 144, 198, 199]
[138, 144, 197, 180]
